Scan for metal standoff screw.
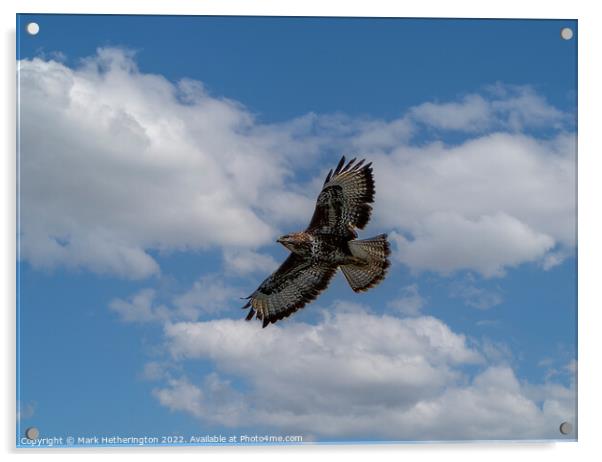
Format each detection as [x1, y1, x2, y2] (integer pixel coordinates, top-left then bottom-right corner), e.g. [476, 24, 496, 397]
[559, 421, 573, 435]
[25, 427, 39, 440]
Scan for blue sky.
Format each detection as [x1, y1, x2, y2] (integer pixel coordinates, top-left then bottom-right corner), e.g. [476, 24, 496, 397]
[17, 15, 577, 446]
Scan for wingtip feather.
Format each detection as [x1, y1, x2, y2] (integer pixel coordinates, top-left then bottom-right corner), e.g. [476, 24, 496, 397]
[334, 156, 346, 174]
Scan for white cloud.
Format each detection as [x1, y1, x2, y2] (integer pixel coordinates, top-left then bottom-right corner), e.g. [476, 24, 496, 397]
[410, 85, 567, 132]
[18, 49, 314, 278]
[222, 249, 279, 276]
[20, 46, 577, 444]
[391, 213, 555, 278]
[154, 373, 249, 428]
[537, 356, 578, 382]
[109, 274, 240, 323]
[153, 377, 205, 419]
[19, 49, 575, 280]
[140, 361, 169, 381]
[375, 132, 575, 277]
[410, 94, 492, 132]
[449, 275, 503, 309]
[488, 84, 567, 131]
[109, 288, 169, 323]
[172, 274, 240, 319]
[386, 283, 426, 316]
[541, 248, 573, 271]
[411, 365, 575, 440]
[155, 307, 575, 440]
[479, 338, 515, 364]
[350, 117, 414, 151]
[165, 311, 483, 410]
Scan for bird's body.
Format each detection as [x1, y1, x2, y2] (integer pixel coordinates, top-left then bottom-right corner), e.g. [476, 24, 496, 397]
[278, 232, 360, 266]
[243, 156, 390, 327]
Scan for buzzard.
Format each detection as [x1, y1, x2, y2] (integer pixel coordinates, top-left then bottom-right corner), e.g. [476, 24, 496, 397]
[242, 156, 390, 327]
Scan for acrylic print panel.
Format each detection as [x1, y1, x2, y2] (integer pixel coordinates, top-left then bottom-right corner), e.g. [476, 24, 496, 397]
[16, 14, 577, 447]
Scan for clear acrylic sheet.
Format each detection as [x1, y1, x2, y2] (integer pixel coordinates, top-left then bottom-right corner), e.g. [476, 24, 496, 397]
[16, 14, 577, 447]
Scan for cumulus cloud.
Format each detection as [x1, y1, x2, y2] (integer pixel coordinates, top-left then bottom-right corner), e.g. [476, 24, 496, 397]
[18, 48, 575, 280]
[391, 213, 555, 278]
[20, 46, 577, 444]
[18, 49, 314, 278]
[375, 132, 575, 277]
[154, 307, 575, 440]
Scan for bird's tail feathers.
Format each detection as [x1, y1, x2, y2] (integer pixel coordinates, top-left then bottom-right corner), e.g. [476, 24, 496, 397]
[341, 234, 390, 292]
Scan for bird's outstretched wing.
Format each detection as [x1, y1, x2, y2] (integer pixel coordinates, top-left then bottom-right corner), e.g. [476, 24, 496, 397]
[306, 156, 375, 237]
[242, 253, 337, 328]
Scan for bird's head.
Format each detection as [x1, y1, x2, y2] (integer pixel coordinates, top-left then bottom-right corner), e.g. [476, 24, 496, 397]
[277, 232, 311, 255]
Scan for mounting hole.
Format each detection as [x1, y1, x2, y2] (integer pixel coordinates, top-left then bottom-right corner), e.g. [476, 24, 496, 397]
[25, 427, 39, 440]
[26, 22, 40, 36]
[559, 421, 573, 435]
[560, 27, 573, 40]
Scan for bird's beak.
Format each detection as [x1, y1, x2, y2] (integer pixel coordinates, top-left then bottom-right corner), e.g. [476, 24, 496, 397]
[277, 237, 286, 244]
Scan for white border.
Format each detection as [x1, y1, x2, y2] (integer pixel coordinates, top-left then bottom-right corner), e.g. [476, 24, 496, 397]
[2, 1, 600, 461]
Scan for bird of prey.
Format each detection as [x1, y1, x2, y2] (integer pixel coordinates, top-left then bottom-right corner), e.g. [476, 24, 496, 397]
[242, 156, 390, 327]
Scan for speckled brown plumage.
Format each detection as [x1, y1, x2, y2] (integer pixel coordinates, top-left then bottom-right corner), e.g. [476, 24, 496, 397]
[242, 156, 390, 327]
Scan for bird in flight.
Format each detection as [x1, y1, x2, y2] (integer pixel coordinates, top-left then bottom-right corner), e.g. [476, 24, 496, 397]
[242, 156, 390, 327]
